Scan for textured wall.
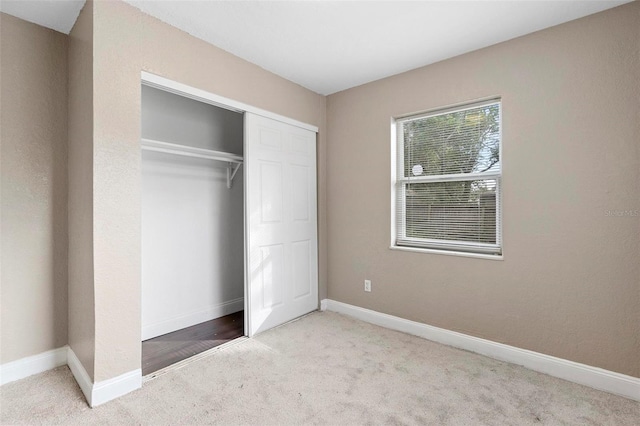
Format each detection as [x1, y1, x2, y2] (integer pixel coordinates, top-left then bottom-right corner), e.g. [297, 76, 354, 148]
[67, 1, 95, 379]
[0, 13, 68, 363]
[90, 0, 326, 381]
[326, 2, 640, 377]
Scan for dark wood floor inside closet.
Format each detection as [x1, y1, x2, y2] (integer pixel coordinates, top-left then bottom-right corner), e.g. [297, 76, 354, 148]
[142, 311, 244, 376]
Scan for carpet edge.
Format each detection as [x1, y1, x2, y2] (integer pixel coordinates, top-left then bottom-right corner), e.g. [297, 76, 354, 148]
[321, 298, 640, 402]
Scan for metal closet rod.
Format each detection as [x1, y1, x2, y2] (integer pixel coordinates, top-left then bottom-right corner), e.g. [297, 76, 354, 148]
[141, 138, 243, 188]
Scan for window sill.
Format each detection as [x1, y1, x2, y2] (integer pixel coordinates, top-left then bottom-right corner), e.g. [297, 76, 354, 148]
[389, 245, 504, 261]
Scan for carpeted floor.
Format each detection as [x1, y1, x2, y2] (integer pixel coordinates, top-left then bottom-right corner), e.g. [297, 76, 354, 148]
[1, 311, 639, 425]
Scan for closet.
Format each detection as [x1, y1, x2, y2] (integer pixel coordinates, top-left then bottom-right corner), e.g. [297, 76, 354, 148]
[140, 74, 318, 375]
[141, 85, 245, 374]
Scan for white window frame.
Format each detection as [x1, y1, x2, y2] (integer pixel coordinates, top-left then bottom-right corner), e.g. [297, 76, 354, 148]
[390, 98, 503, 259]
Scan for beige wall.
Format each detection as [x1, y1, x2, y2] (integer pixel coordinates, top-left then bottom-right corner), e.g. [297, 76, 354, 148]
[3, 0, 635, 384]
[67, 1, 95, 379]
[0, 13, 68, 363]
[326, 2, 640, 377]
[90, 0, 327, 381]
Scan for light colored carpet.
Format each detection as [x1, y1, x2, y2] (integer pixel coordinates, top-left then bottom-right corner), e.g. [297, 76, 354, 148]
[1, 311, 638, 425]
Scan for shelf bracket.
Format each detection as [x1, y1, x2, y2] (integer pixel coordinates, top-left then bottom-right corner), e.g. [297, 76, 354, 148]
[227, 162, 242, 189]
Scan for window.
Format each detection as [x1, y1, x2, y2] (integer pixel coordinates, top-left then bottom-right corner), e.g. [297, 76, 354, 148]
[392, 99, 502, 256]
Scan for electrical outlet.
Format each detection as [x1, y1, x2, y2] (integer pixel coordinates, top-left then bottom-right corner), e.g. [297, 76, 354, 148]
[364, 279, 372, 292]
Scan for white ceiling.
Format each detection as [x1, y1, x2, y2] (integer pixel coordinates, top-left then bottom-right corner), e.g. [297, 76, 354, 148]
[0, 1, 630, 95]
[0, 0, 84, 34]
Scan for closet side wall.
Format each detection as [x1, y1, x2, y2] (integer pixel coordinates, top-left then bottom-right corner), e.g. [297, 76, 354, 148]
[91, 0, 326, 382]
[68, 1, 96, 380]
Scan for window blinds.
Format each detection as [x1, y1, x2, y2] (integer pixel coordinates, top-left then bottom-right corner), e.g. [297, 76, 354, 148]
[394, 100, 502, 255]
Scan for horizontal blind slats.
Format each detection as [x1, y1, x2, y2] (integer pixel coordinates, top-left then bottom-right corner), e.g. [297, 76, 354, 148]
[400, 102, 501, 179]
[395, 100, 502, 255]
[396, 179, 499, 245]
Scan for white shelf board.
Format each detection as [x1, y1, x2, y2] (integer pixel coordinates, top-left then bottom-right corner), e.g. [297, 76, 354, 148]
[141, 138, 243, 163]
[141, 138, 243, 188]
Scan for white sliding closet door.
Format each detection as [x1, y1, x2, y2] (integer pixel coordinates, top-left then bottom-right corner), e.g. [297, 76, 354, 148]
[245, 113, 318, 336]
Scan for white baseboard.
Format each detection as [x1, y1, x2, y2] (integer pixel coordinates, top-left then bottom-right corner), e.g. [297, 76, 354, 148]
[321, 299, 640, 402]
[66, 348, 93, 404]
[92, 368, 142, 407]
[67, 348, 141, 407]
[320, 299, 328, 311]
[0, 346, 68, 385]
[142, 297, 244, 340]
[2, 347, 141, 407]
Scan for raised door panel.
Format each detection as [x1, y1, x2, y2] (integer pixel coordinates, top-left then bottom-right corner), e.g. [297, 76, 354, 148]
[259, 162, 283, 224]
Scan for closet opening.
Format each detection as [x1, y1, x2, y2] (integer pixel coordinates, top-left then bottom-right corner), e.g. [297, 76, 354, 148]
[140, 84, 245, 376]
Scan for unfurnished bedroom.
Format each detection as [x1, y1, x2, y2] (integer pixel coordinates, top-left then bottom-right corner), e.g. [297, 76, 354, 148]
[1, 0, 638, 424]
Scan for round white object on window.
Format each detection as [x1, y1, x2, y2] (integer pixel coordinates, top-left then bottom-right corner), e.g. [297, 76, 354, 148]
[412, 164, 424, 176]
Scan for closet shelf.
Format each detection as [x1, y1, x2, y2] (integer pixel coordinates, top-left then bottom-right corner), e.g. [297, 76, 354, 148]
[141, 138, 243, 188]
[141, 138, 242, 163]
